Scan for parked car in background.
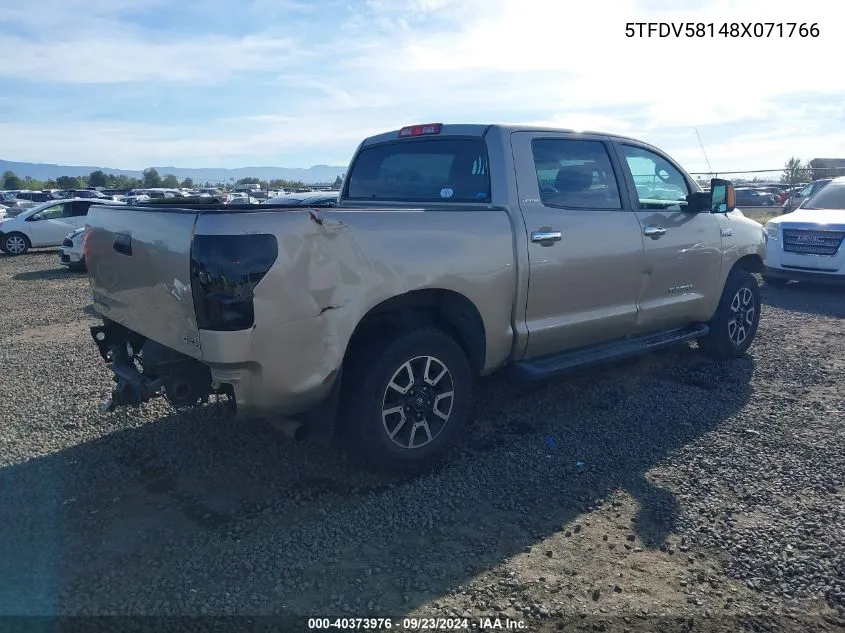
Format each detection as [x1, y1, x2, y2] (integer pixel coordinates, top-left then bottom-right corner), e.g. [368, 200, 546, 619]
[224, 194, 261, 204]
[776, 185, 804, 205]
[784, 178, 832, 211]
[14, 191, 64, 203]
[734, 188, 776, 206]
[753, 186, 787, 198]
[72, 189, 110, 199]
[58, 227, 87, 271]
[0, 193, 38, 216]
[260, 191, 339, 207]
[0, 198, 124, 255]
[763, 176, 845, 286]
[0, 192, 22, 207]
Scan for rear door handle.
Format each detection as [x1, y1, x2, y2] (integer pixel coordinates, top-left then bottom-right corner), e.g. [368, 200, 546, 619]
[531, 230, 563, 244]
[643, 226, 666, 238]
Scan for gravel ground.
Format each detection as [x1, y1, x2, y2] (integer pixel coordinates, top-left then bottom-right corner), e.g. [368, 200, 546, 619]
[0, 251, 843, 633]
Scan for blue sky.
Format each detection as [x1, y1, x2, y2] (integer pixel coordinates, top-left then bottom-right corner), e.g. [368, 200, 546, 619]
[0, 0, 842, 173]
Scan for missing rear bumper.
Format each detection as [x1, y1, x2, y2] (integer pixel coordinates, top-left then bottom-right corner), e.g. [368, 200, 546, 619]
[91, 322, 222, 413]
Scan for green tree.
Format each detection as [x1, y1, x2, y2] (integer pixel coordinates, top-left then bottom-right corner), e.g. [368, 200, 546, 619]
[56, 175, 82, 190]
[781, 157, 807, 185]
[236, 177, 260, 185]
[44, 179, 58, 189]
[88, 170, 108, 188]
[23, 176, 45, 190]
[2, 170, 22, 189]
[108, 174, 141, 189]
[268, 178, 305, 190]
[161, 173, 180, 188]
[142, 168, 162, 188]
[180, 177, 194, 188]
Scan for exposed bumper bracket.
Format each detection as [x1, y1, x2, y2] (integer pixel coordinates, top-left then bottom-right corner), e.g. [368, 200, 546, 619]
[91, 324, 163, 412]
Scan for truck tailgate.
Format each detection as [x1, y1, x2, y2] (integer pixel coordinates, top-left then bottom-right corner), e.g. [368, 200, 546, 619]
[85, 206, 202, 359]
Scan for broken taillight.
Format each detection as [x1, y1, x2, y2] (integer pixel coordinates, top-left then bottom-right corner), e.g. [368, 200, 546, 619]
[189, 234, 278, 331]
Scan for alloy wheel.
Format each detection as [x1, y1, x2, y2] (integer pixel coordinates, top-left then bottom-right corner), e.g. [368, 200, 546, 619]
[728, 286, 755, 347]
[381, 355, 455, 450]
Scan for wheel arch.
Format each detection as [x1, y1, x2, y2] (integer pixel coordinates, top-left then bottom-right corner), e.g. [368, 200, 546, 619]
[343, 288, 487, 376]
[733, 253, 764, 274]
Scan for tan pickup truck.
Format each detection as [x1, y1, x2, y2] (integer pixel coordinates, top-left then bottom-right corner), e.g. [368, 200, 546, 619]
[84, 124, 766, 473]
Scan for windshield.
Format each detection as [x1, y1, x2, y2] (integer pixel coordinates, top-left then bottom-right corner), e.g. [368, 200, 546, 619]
[804, 183, 845, 210]
[346, 137, 491, 203]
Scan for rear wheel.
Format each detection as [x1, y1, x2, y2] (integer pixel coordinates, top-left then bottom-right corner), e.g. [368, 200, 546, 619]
[340, 327, 473, 474]
[699, 268, 761, 359]
[2, 233, 30, 255]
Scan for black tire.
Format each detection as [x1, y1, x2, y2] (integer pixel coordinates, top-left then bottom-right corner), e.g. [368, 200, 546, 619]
[699, 268, 761, 359]
[2, 232, 30, 255]
[340, 327, 473, 474]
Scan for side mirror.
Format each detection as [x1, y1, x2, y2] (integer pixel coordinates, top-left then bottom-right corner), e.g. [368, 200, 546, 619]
[709, 178, 735, 213]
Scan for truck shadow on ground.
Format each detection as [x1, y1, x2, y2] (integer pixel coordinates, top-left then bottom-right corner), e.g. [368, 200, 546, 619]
[13, 267, 79, 282]
[0, 344, 754, 616]
[761, 283, 845, 318]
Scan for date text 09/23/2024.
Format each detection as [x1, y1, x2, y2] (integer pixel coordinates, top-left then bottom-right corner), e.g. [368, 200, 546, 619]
[625, 22, 819, 38]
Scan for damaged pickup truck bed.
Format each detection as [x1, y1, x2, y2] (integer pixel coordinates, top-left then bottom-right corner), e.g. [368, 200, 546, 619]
[85, 123, 766, 473]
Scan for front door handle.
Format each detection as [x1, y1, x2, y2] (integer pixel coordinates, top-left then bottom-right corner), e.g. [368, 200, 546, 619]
[643, 226, 666, 238]
[531, 230, 563, 243]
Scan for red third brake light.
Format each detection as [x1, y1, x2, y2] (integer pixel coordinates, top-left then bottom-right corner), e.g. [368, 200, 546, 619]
[398, 123, 442, 138]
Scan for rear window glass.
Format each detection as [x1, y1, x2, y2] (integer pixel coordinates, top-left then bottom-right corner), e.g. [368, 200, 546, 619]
[804, 183, 845, 210]
[346, 138, 491, 203]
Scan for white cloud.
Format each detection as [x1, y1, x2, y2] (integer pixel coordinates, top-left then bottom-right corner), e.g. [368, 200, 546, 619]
[0, 0, 841, 170]
[0, 34, 306, 84]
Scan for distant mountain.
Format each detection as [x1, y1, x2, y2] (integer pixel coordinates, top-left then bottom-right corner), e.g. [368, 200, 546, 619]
[0, 159, 347, 184]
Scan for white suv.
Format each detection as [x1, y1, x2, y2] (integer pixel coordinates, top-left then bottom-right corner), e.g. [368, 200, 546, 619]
[763, 176, 845, 286]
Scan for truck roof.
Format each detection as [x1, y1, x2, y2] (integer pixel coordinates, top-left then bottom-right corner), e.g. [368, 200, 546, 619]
[360, 123, 660, 150]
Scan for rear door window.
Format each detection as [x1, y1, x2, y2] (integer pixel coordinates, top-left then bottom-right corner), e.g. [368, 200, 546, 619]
[346, 138, 491, 203]
[531, 139, 623, 210]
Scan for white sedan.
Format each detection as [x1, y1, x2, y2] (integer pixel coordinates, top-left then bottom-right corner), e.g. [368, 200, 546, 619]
[0, 198, 122, 255]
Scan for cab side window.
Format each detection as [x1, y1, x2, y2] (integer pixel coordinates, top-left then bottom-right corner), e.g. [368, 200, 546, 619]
[621, 145, 690, 211]
[531, 139, 622, 210]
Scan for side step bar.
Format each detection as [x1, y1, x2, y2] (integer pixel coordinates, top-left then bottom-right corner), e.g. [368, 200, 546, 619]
[511, 323, 709, 381]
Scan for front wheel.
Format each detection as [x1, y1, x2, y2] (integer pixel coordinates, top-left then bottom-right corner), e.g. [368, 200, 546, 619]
[699, 268, 761, 359]
[2, 233, 30, 255]
[340, 327, 473, 474]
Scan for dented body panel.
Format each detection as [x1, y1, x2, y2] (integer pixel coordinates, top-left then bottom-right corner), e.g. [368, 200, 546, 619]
[190, 207, 517, 414]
